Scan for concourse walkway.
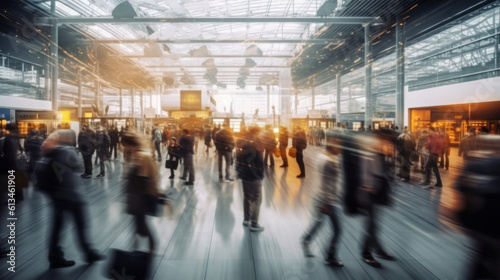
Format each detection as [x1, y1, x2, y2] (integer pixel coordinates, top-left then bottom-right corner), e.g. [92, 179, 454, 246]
[1, 145, 469, 280]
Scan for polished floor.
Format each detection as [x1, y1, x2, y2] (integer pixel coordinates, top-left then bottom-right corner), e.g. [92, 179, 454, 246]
[1, 145, 470, 280]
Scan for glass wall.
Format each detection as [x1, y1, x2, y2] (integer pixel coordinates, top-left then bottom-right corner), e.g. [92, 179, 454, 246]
[406, 3, 500, 91]
[371, 53, 396, 120]
[0, 54, 47, 101]
[340, 68, 365, 114]
[296, 88, 312, 115]
[314, 79, 337, 115]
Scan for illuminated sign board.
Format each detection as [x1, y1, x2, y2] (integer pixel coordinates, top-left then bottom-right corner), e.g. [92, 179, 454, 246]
[180, 90, 202, 111]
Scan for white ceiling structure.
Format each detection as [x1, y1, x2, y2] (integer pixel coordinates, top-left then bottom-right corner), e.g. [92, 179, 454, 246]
[37, 0, 347, 87]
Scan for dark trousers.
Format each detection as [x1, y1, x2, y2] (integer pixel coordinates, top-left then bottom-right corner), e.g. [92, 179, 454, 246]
[420, 152, 428, 172]
[264, 148, 274, 166]
[242, 180, 263, 226]
[83, 155, 92, 175]
[362, 202, 382, 255]
[399, 154, 411, 180]
[440, 148, 449, 168]
[424, 153, 442, 185]
[218, 150, 232, 178]
[155, 142, 162, 161]
[182, 154, 195, 183]
[296, 149, 305, 175]
[109, 143, 118, 159]
[303, 203, 342, 258]
[98, 151, 106, 175]
[49, 200, 91, 261]
[280, 146, 288, 166]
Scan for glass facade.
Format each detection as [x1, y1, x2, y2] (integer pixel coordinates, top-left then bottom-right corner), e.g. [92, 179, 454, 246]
[0, 54, 47, 101]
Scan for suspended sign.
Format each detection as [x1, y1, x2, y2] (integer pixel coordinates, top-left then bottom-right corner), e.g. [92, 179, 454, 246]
[180, 90, 202, 111]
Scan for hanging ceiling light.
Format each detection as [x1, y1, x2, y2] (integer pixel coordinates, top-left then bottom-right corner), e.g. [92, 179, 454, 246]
[245, 45, 263, 56]
[112, 1, 137, 19]
[245, 58, 257, 68]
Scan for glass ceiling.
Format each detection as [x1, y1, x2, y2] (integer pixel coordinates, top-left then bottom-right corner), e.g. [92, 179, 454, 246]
[39, 0, 330, 87]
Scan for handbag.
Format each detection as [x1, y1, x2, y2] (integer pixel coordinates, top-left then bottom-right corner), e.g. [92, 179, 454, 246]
[274, 147, 281, 158]
[143, 194, 165, 217]
[106, 249, 152, 279]
[288, 147, 297, 158]
[165, 159, 178, 170]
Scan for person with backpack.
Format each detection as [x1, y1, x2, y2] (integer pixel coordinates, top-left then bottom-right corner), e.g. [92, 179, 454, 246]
[214, 123, 235, 181]
[166, 137, 181, 179]
[36, 130, 105, 268]
[179, 129, 195, 186]
[96, 126, 111, 178]
[300, 132, 344, 267]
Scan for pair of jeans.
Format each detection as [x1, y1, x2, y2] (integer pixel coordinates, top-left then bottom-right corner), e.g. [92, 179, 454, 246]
[49, 200, 92, 261]
[242, 180, 262, 226]
[155, 142, 162, 161]
[296, 149, 305, 175]
[264, 148, 274, 166]
[182, 154, 195, 183]
[83, 155, 92, 175]
[361, 201, 383, 255]
[424, 153, 442, 185]
[440, 149, 449, 168]
[97, 151, 107, 175]
[302, 203, 342, 258]
[399, 154, 411, 180]
[218, 150, 232, 178]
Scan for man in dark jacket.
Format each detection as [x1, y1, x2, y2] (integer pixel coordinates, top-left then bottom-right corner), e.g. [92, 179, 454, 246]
[423, 127, 443, 188]
[396, 128, 413, 182]
[292, 127, 307, 178]
[24, 129, 44, 174]
[96, 126, 110, 178]
[179, 129, 195, 185]
[204, 126, 212, 158]
[108, 125, 119, 160]
[279, 126, 289, 167]
[78, 125, 95, 179]
[214, 124, 235, 181]
[236, 126, 264, 232]
[262, 125, 276, 167]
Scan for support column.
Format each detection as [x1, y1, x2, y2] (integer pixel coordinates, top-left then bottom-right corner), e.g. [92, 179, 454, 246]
[336, 73, 341, 125]
[119, 88, 123, 117]
[311, 86, 315, 110]
[294, 90, 298, 115]
[266, 85, 270, 116]
[77, 69, 82, 118]
[140, 91, 144, 118]
[94, 45, 100, 110]
[131, 88, 135, 118]
[364, 24, 373, 129]
[50, 0, 59, 112]
[44, 57, 50, 101]
[396, 15, 405, 130]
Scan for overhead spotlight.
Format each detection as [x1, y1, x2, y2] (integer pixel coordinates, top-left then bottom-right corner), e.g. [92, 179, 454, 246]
[163, 76, 175, 87]
[206, 67, 218, 76]
[237, 77, 246, 89]
[245, 58, 257, 68]
[317, 0, 338, 17]
[239, 67, 250, 77]
[217, 82, 227, 89]
[189, 45, 211, 57]
[245, 45, 263, 56]
[112, 1, 137, 19]
[144, 42, 163, 57]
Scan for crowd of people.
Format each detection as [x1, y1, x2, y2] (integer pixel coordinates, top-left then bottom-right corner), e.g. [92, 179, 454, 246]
[0, 121, 499, 278]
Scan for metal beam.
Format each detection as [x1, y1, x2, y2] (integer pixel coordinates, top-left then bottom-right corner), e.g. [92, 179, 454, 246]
[116, 54, 294, 58]
[364, 24, 373, 130]
[50, 0, 59, 112]
[396, 15, 405, 130]
[85, 39, 343, 44]
[36, 16, 383, 26]
[146, 65, 291, 68]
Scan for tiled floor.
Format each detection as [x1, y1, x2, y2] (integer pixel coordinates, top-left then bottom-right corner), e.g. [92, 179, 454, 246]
[0, 145, 470, 280]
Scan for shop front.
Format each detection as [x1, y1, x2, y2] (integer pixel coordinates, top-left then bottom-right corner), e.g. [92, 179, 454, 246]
[16, 111, 68, 138]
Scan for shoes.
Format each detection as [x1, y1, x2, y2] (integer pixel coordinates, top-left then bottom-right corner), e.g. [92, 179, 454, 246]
[86, 250, 106, 263]
[401, 178, 410, 182]
[269, 164, 274, 167]
[96, 174, 104, 178]
[81, 174, 92, 179]
[168, 175, 174, 179]
[225, 177, 234, 181]
[432, 183, 443, 188]
[50, 258, 76, 269]
[250, 224, 265, 232]
[297, 174, 305, 178]
[184, 182, 194, 186]
[424, 185, 434, 190]
[324, 258, 343, 267]
[280, 165, 288, 168]
[80, 173, 86, 177]
[179, 177, 187, 181]
[375, 251, 396, 261]
[242, 220, 251, 227]
[420, 181, 430, 186]
[362, 254, 381, 267]
[300, 240, 314, 257]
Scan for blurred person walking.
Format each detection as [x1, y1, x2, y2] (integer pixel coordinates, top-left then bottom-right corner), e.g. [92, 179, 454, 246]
[78, 124, 96, 179]
[292, 127, 307, 178]
[108, 125, 119, 160]
[24, 128, 44, 175]
[179, 129, 195, 185]
[204, 125, 212, 158]
[236, 126, 265, 232]
[459, 127, 477, 161]
[214, 123, 235, 181]
[166, 137, 181, 179]
[263, 125, 276, 167]
[300, 132, 344, 267]
[422, 127, 443, 189]
[36, 130, 105, 268]
[396, 127, 413, 182]
[279, 126, 289, 168]
[96, 126, 111, 178]
[153, 125, 163, 162]
[439, 128, 450, 170]
[121, 132, 163, 254]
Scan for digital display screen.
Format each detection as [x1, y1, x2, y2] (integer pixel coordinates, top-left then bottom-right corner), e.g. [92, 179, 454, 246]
[180, 90, 202, 111]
